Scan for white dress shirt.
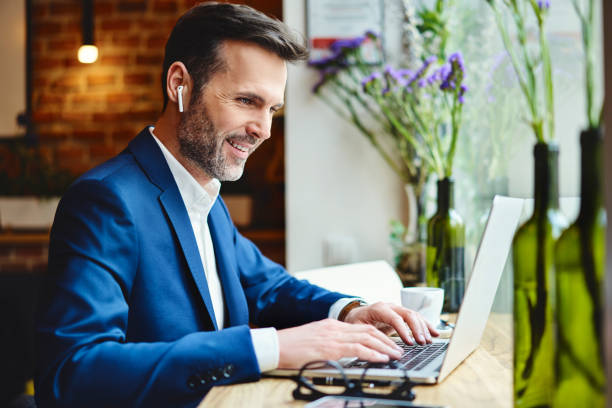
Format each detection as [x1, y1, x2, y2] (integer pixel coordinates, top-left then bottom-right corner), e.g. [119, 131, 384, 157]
[150, 127, 356, 372]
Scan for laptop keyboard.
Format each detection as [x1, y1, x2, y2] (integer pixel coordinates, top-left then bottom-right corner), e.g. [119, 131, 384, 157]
[345, 342, 448, 371]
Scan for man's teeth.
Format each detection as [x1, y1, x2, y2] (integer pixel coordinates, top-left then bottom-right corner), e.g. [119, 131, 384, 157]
[228, 140, 248, 152]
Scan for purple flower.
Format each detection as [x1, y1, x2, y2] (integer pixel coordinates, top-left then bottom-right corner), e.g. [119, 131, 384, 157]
[361, 71, 383, 91]
[365, 30, 379, 40]
[330, 36, 366, 54]
[384, 65, 408, 86]
[308, 49, 350, 71]
[406, 56, 437, 87]
[440, 52, 466, 92]
[312, 66, 341, 93]
[537, 0, 550, 10]
[458, 84, 468, 104]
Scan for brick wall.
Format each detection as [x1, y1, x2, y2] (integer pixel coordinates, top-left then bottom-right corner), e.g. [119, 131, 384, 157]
[31, 0, 282, 175]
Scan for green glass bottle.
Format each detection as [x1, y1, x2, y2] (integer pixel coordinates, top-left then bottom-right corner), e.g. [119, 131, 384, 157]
[553, 129, 605, 407]
[513, 143, 567, 408]
[426, 178, 465, 312]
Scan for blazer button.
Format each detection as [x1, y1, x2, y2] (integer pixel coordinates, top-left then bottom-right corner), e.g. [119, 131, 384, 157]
[187, 378, 196, 389]
[226, 364, 234, 375]
[222, 366, 233, 378]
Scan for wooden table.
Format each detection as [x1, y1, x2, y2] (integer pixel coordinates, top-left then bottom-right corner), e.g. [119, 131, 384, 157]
[200, 313, 512, 408]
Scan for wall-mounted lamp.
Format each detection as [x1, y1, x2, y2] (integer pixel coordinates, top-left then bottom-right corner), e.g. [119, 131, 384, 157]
[78, 0, 97, 63]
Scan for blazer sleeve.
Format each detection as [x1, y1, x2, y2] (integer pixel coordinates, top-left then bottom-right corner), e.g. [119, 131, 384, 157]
[36, 179, 260, 408]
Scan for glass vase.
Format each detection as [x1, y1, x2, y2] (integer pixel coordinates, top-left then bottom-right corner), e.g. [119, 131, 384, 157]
[426, 178, 465, 312]
[392, 184, 427, 286]
[513, 143, 567, 408]
[553, 128, 605, 407]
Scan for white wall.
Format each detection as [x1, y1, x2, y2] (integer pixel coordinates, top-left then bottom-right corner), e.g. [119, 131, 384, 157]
[284, 0, 404, 272]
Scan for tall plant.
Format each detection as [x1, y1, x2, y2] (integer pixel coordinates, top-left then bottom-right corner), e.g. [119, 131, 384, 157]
[486, 0, 555, 143]
[486, 1, 566, 406]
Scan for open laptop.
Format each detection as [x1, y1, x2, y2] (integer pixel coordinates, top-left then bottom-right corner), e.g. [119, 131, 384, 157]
[267, 195, 524, 384]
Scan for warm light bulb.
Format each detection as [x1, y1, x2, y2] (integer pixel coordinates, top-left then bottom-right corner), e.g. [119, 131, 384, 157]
[78, 44, 98, 63]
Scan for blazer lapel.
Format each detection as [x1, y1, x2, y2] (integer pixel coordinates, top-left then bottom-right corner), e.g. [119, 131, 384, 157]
[129, 128, 219, 330]
[208, 202, 249, 327]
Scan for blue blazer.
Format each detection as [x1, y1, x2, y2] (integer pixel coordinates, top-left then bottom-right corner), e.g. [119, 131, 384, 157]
[35, 128, 347, 408]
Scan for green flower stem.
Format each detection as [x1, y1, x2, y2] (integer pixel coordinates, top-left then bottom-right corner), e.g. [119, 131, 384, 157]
[572, 0, 599, 129]
[341, 94, 410, 182]
[375, 94, 438, 171]
[446, 96, 463, 178]
[488, 1, 545, 143]
[533, 0, 554, 142]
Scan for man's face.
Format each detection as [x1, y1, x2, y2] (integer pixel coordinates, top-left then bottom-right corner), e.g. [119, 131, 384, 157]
[176, 40, 287, 181]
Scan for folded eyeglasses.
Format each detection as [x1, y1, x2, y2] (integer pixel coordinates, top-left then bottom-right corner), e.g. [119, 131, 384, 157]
[291, 359, 416, 402]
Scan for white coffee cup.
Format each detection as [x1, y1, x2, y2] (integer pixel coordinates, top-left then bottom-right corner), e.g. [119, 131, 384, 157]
[400, 287, 444, 325]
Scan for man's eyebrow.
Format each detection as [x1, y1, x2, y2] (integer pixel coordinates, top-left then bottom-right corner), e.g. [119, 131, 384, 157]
[239, 92, 283, 109]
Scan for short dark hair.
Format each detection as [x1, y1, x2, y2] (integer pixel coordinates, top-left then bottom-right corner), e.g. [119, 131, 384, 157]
[161, 2, 308, 110]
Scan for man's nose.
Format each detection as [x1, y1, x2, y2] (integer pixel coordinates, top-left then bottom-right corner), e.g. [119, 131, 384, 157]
[245, 112, 272, 140]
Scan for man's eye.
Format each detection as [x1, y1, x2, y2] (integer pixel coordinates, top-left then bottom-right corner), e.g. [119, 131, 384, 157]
[238, 97, 253, 105]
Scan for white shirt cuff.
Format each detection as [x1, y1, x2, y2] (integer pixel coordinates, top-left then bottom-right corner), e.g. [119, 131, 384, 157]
[329, 297, 364, 320]
[250, 327, 279, 373]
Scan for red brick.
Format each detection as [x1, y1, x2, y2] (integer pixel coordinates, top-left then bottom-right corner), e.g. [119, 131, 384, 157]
[153, 1, 179, 13]
[57, 144, 87, 160]
[39, 131, 68, 141]
[32, 111, 59, 123]
[32, 40, 43, 53]
[72, 94, 103, 104]
[147, 35, 168, 48]
[129, 109, 159, 121]
[15, 246, 44, 258]
[124, 73, 153, 85]
[33, 78, 49, 87]
[106, 92, 135, 104]
[63, 22, 81, 35]
[112, 35, 141, 47]
[32, 4, 47, 17]
[34, 22, 63, 36]
[34, 57, 63, 70]
[95, 2, 115, 15]
[118, 1, 147, 12]
[51, 75, 81, 91]
[90, 144, 117, 158]
[61, 112, 91, 122]
[93, 112, 124, 122]
[87, 74, 116, 87]
[49, 3, 80, 16]
[48, 39, 80, 52]
[63, 57, 83, 68]
[101, 19, 132, 31]
[136, 54, 163, 65]
[138, 19, 160, 30]
[100, 54, 130, 66]
[63, 162, 91, 176]
[38, 94, 66, 105]
[73, 130, 105, 140]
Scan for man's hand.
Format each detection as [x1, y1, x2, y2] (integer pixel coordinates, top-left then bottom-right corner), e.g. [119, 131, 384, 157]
[344, 302, 439, 346]
[276, 303, 439, 369]
[277, 318, 403, 369]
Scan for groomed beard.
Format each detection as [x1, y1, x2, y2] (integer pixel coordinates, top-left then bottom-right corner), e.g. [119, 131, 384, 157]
[176, 96, 253, 182]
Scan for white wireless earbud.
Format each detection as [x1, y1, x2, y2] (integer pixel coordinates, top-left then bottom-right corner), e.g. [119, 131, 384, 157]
[177, 85, 184, 112]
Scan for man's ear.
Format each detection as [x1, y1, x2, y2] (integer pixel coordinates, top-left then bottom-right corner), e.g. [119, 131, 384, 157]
[166, 61, 193, 112]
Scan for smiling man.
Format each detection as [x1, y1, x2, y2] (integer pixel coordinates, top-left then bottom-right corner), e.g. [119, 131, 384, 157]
[35, 3, 436, 408]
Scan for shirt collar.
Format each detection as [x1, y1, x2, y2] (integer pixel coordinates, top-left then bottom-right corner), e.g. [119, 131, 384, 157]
[149, 127, 221, 215]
